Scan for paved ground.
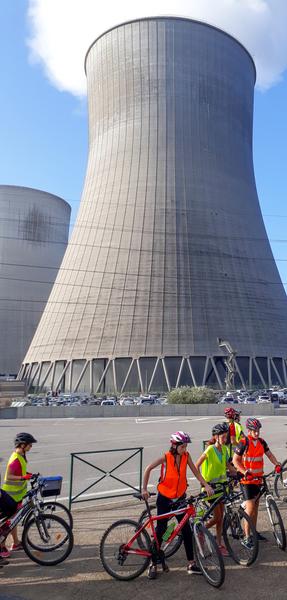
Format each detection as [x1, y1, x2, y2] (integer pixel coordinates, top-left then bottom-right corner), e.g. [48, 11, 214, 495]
[1, 415, 287, 599]
[1, 499, 287, 600]
[1, 414, 287, 501]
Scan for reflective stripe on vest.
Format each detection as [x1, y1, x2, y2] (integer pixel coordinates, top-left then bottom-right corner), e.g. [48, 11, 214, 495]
[157, 451, 188, 499]
[201, 444, 229, 486]
[2, 451, 27, 501]
[241, 437, 265, 484]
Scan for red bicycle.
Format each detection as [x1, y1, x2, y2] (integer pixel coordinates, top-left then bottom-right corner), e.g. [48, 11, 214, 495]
[100, 492, 225, 587]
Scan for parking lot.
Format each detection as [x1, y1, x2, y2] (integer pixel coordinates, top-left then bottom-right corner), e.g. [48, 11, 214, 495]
[1, 414, 287, 599]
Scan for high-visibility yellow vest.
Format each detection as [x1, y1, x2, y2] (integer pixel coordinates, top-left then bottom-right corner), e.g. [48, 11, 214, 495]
[235, 422, 244, 443]
[201, 444, 229, 499]
[2, 451, 27, 502]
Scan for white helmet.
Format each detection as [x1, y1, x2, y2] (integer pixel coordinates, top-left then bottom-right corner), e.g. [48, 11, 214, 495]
[170, 431, 191, 444]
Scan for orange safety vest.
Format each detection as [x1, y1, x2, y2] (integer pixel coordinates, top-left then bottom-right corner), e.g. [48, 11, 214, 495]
[157, 451, 188, 499]
[241, 436, 265, 485]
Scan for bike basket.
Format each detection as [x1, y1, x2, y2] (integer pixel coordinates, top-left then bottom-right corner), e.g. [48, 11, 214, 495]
[39, 476, 62, 497]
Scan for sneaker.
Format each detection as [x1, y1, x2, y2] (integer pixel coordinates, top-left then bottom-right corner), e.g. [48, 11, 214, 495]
[11, 542, 23, 552]
[219, 545, 229, 557]
[256, 532, 268, 542]
[161, 562, 169, 573]
[0, 547, 11, 559]
[0, 557, 9, 566]
[147, 564, 157, 580]
[187, 563, 202, 575]
[241, 537, 253, 550]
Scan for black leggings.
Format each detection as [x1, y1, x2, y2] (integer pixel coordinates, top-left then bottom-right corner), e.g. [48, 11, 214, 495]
[156, 492, 194, 561]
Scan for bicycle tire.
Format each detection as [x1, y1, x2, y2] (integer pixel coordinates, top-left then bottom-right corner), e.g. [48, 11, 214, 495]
[22, 514, 74, 566]
[266, 497, 286, 550]
[24, 502, 73, 530]
[138, 505, 183, 559]
[193, 522, 225, 588]
[274, 467, 287, 503]
[223, 507, 259, 566]
[100, 519, 151, 581]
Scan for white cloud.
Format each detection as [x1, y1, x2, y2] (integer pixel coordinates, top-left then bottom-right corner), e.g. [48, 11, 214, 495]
[27, 0, 287, 96]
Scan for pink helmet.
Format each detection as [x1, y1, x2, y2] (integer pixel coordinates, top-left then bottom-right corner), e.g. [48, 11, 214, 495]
[170, 431, 191, 444]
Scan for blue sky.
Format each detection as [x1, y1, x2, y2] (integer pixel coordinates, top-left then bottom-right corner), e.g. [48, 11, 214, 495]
[0, 1, 286, 284]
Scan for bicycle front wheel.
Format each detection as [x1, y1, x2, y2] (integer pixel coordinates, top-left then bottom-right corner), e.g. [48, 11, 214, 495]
[100, 519, 151, 581]
[22, 514, 74, 566]
[25, 501, 73, 530]
[193, 522, 225, 588]
[274, 467, 287, 503]
[223, 507, 259, 566]
[266, 497, 286, 550]
[138, 506, 183, 559]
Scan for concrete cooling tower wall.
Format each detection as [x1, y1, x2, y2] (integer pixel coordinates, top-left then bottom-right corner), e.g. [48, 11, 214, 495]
[20, 18, 287, 393]
[0, 185, 70, 375]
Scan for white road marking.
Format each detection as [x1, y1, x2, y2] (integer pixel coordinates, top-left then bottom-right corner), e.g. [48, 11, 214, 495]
[60, 483, 155, 502]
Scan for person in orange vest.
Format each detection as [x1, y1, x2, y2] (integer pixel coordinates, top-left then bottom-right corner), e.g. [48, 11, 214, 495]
[142, 431, 213, 579]
[1, 432, 36, 556]
[233, 417, 281, 548]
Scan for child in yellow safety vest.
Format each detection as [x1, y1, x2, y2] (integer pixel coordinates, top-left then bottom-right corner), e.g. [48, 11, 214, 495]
[224, 407, 244, 456]
[1, 432, 37, 557]
[195, 422, 237, 556]
[142, 431, 213, 579]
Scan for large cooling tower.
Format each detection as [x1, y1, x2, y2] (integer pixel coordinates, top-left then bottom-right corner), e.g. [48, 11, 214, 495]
[21, 17, 287, 393]
[0, 185, 70, 375]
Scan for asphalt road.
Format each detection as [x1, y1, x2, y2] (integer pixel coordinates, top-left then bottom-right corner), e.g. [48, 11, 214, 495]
[1, 415, 287, 505]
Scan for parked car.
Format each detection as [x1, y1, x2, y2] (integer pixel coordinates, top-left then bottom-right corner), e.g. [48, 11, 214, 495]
[257, 395, 271, 403]
[101, 399, 117, 406]
[120, 398, 134, 406]
[243, 397, 257, 404]
[218, 397, 239, 404]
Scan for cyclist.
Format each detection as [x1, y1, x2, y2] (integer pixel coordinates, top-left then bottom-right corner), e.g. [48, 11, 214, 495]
[195, 422, 237, 556]
[224, 407, 244, 456]
[233, 417, 281, 546]
[1, 432, 36, 553]
[142, 431, 213, 578]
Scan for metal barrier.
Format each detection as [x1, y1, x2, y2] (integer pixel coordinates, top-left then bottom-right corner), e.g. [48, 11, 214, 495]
[68, 446, 143, 510]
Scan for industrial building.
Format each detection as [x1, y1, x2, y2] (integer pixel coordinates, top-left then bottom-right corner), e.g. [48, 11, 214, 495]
[0, 185, 70, 375]
[21, 17, 287, 393]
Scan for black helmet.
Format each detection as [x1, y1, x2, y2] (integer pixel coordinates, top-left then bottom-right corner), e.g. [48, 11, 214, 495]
[212, 422, 229, 436]
[14, 432, 37, 446]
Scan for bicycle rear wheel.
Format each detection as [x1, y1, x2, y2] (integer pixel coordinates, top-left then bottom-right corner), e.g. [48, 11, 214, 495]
[100, 519, 151, 581]
[274, 467, 287, 503]
[266, 497, 286, 550]
[138, 505, 183, 559]
[223, 507, 259, 566]
[22, 514, 73, 566]
[193, 522, 225, 588]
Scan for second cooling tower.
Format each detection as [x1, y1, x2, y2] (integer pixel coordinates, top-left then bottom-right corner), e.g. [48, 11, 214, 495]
[21, 18, 287, 392]
[0, 186, 70, 376]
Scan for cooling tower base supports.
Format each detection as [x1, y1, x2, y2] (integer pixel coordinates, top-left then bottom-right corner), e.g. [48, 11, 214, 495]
[19, 355, 287, 395]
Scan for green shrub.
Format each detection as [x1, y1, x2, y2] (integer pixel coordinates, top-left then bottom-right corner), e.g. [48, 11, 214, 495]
[167, 386, 218, 404]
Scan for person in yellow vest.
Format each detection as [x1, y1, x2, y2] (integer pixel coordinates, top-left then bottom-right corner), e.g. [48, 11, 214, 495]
[142, 431, 213, 579]
[1, 432, 36, 553]
[195, 423, 237, 556]
[224, 407, 244, 456]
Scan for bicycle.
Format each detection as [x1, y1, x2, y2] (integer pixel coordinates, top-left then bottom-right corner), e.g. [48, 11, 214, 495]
[100, 492, 225, 588]
[274, 458, 287, 502]
[0, 474, 74, 566]
[253, 470, 286, 550]
[138, 478, 259, 567]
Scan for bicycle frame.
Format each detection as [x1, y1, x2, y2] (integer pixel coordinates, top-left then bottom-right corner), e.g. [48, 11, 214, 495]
[124, 502, 197, 557]
[0, 476, 47, 543]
